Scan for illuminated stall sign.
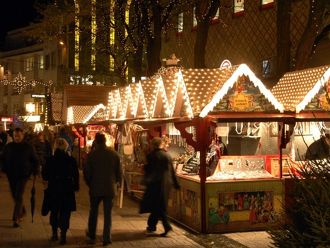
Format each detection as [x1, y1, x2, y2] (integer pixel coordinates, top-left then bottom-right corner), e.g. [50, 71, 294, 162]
[18, 115, 41, 122]
[1, 117, 13, 122]
[31, 94, 46, 98]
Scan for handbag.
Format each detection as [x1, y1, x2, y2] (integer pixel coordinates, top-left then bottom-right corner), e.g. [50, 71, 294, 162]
[41, 189, 50, 216]
[123, 124, 134, 155]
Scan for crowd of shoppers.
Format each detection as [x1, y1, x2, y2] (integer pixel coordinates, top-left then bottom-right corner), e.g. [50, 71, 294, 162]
[0, 124, 180, 246]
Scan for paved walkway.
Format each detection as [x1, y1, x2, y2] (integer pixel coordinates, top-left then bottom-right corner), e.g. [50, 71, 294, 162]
[0, 172, 273, 247]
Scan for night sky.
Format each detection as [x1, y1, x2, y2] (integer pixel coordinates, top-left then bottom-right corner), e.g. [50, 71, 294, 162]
[0, 0, 38, 45]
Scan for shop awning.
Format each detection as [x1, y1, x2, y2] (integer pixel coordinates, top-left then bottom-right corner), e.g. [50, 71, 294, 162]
[271, 65, 330, 113]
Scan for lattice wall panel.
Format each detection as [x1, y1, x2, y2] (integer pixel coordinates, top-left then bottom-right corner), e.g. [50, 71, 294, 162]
[290, 0, 310, 67]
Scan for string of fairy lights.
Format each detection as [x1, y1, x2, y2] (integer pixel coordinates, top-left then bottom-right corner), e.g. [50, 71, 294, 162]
[0, 72, 53, 94]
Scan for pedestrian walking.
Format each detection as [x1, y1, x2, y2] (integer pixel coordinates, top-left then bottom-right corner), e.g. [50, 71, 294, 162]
[42, 138, 79, 245]
[1, 127, 39, 227]
[34, 131, 52, 173]
[84, 133, 121, 246]
[139, 137, 180, 237]
[59, 126, 74, 155]
[0, 125, 8, 153]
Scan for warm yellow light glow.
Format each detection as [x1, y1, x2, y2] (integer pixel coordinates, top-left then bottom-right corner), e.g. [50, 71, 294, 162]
[67, 106, 74, 124]
[25, 103, 35, 114]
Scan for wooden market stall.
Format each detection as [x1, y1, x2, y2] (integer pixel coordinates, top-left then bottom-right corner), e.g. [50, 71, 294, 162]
[271, 65, 330, 211]
[271, 65, 330, 165]
[104, 64, 289, 233]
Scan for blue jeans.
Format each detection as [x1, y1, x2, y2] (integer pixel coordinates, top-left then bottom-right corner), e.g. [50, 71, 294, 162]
[88, 196, 113, 242]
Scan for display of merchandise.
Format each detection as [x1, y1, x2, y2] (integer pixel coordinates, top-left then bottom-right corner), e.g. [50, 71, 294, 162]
[207, 156, 274, 180]
[181, 152, 200, 175]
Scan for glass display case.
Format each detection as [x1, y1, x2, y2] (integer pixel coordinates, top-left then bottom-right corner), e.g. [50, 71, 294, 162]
[208, 156, 274, 180]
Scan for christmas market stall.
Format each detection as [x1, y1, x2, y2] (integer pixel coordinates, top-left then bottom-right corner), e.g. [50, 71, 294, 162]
[271, 65, 330, 160]
[105, 63, 289, 233]
[271, 65, 330, 212]
[52, 85, 113, 165]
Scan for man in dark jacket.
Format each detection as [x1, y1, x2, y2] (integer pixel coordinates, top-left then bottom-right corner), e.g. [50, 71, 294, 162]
[305, 133, 330, 160]
[1, 127, 39, 227]
[84, 133, 121, 246]
[140, 137, 180, 237]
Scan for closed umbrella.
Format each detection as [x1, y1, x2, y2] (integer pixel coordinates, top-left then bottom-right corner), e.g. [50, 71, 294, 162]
[30, 177, 36, 223]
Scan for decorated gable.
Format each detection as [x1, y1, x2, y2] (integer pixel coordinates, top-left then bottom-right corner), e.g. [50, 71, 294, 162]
[214, 75, 277, 112]
[199, 64, 283, 117]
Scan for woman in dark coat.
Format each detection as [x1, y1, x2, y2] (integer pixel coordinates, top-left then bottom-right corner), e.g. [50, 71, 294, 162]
[42, 138, 79, 245]
[140, 137, 180, 237]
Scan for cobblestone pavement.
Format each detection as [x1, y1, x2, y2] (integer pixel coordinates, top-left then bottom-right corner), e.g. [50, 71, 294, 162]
[0, 172, 273, 247]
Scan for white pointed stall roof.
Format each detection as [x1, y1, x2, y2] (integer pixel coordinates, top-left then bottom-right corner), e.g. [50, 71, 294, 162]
[108, 89, 122, 119]
[67, 104, 105, 124]
[105, 64, 282, 120]
[199, 64, 284, 117]
[130, 82, 149, 118]
[160, 69, 194, 118]
[271, 65, 330, 113]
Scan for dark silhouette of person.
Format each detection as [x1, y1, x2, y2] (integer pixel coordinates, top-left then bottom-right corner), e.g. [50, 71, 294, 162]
[0, 125, 7, 153]
[84, 133, 121, 246]
[1, 127, 38, 227]
[34, 131, 52, 173]
[305, 133, 330, 160]
[42, 138, 79, 245]
[140, 137, 180, 237]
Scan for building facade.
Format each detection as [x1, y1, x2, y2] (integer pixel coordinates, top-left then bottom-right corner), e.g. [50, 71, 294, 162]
[161, 0, 316, 85]
[0, 26, 66, 121]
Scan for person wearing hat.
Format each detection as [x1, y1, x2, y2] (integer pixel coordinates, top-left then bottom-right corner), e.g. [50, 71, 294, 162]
[305, 133, 330, 160]
[42, 138, 79, 245]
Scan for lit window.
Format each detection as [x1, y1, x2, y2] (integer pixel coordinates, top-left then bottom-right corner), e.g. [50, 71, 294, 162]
[193, 8, 197, 27]
[91, 0, 96, 71]
[74, 0, 80, 72]
[262, 59, 271, 77]
[178, 12, 183, 32]
[233, 0, 244, 14]
[125, 1, 130, 37]
[39, 55, 44, 69]
[25, 57, 34, 72]
[110, 17, 115, 71]
[110, 56, 114, 71]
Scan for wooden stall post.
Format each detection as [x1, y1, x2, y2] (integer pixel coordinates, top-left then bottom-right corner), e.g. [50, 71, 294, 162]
[196, 117, 211, 233]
